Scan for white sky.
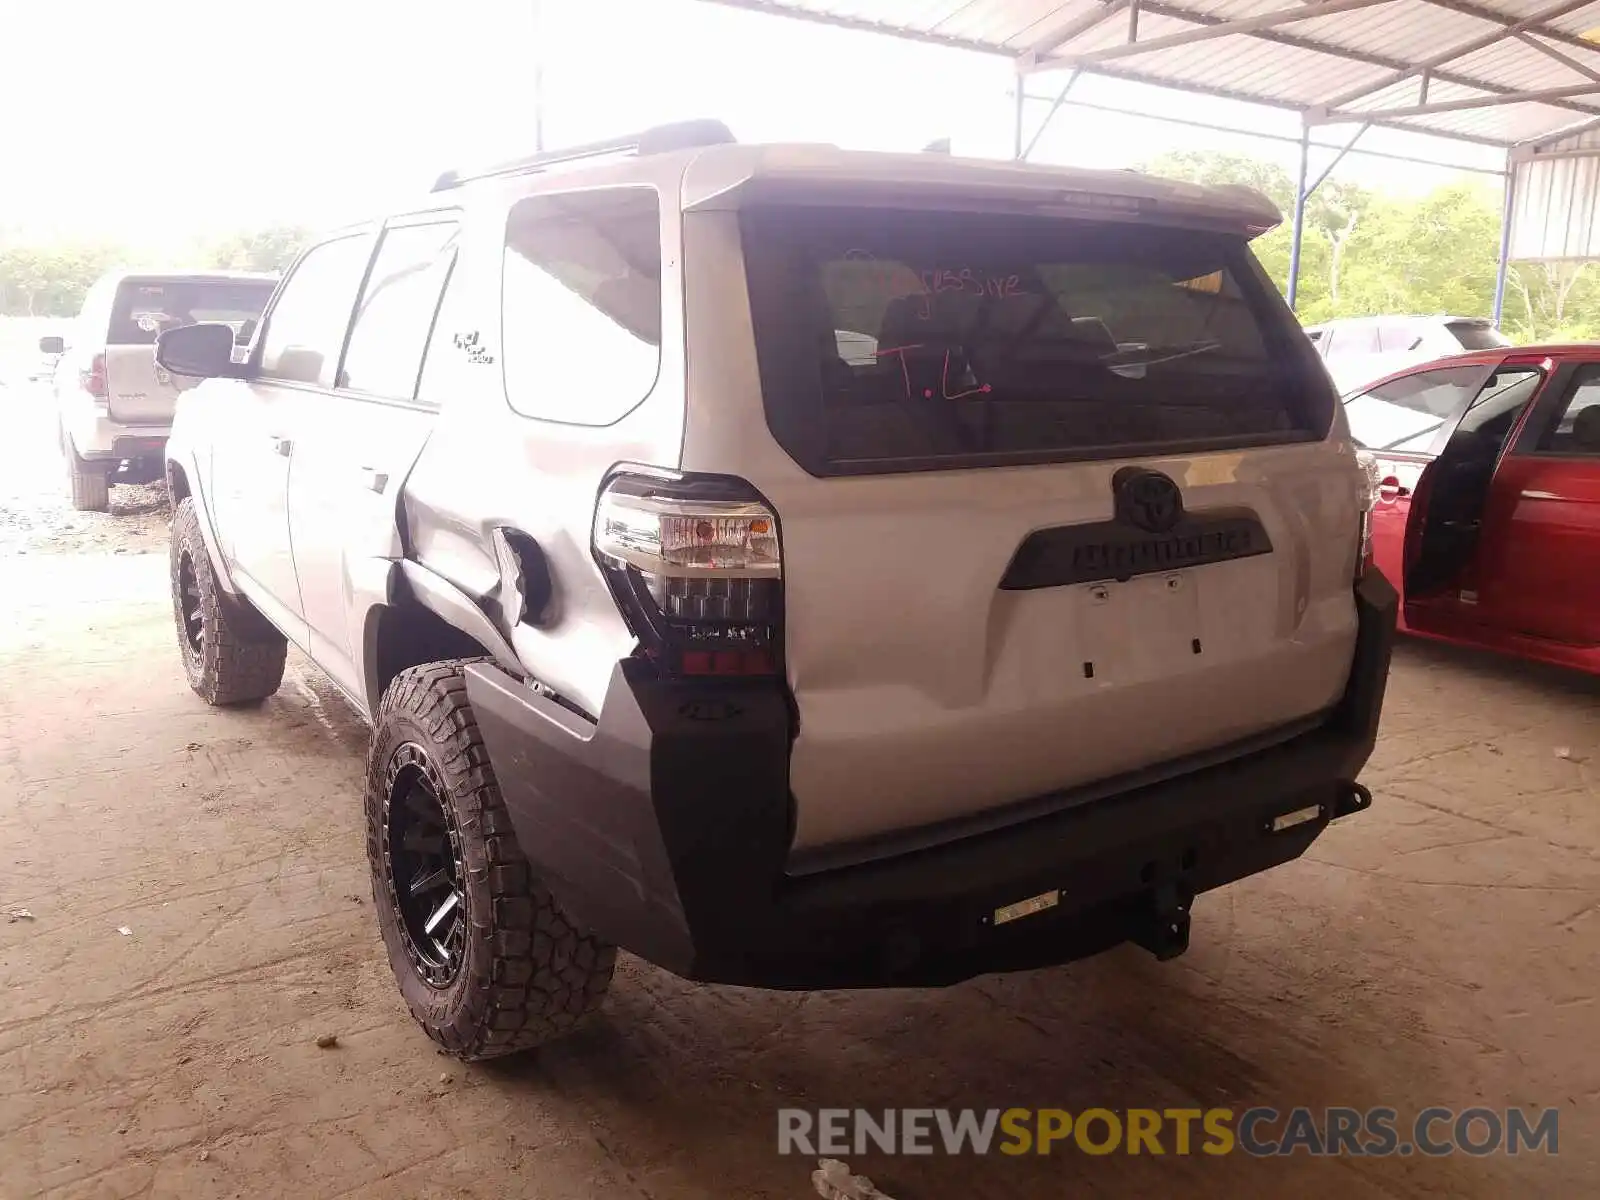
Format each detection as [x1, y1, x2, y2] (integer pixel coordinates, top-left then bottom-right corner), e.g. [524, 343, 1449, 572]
[1, 0, 1508, 245]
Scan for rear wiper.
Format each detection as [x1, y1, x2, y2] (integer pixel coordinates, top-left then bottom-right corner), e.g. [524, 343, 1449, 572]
[1102, 339, 1224, 369]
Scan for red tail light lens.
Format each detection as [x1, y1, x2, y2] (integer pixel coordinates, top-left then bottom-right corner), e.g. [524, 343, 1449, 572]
[80, 352, 109, 401]
[593, 473, 782, 678]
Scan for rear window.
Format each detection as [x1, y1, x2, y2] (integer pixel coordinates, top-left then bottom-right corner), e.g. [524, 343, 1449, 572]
[1447, 321, 1512, 352]
[108, 278, 276, 346]
[740, 206, 1330, 474]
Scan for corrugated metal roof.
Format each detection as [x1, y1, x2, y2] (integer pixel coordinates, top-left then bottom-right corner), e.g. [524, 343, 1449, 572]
[702, 0, 1600, 146]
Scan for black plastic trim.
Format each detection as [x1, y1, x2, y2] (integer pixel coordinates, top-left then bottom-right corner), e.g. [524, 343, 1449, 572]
[466, 571, 1397, 989]
[1001, 510, 1272, 589]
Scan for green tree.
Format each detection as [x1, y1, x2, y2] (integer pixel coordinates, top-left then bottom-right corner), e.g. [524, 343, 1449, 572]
[1141, 149, 1599, 342]
[0, 237, 126, 316]
[206, 225, 310, 274]
[1139, 150, 1330, 305]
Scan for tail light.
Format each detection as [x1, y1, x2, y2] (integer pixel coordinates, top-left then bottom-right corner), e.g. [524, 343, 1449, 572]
[79, 352, 109, 403]
[1354, 449, 1381, 580]
[593, 473, 782, 678]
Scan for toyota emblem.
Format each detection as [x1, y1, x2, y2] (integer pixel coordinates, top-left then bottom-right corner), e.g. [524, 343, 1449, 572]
[1113, 467, 1183, 533]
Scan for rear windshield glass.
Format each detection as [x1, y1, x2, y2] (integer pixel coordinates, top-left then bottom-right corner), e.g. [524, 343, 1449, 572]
[740, 206, 1329, 475]
[1447, 321, 1512, 352]
[109, 278, 276, 345]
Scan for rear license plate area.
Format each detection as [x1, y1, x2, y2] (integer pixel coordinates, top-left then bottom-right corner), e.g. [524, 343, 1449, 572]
[1076, 571, 1202, 682]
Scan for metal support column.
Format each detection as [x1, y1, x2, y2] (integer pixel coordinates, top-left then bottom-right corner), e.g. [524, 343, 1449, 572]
[1012, 71, 1025, 159]
[532, 0, 547, 151]
[1493, 152, 1518, 326]
[1287, 123, 1311, 311]
[1021, 70, 1081, 161]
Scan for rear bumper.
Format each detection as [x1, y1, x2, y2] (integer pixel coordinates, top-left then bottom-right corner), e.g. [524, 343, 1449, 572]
[63, 400, 169, 461]
[467, 573, 1397, 989]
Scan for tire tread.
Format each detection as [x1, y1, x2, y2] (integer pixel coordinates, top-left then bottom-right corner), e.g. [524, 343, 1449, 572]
[367, 660, 616, 1061]
[170, 497, 287, 705]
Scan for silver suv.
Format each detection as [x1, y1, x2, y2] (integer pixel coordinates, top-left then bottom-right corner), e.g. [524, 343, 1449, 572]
[157, 122, 1396, 1061]
[43, 271, 275, 510]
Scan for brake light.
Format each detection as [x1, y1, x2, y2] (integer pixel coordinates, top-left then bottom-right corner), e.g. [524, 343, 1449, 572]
[79, 352, 109, 402]
[593, 473, 783, 678]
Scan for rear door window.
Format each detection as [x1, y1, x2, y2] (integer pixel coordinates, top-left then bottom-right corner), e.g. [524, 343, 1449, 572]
[109, 277, 276, 346]
[1535, 364, 1600, 455]
[338, 221, 458, 400]
[740, 206, 1329, 475]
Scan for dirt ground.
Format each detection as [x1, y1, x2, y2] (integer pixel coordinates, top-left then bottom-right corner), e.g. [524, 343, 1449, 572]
[0, 379, 171, 556]
[1, 381, 1596, 1199]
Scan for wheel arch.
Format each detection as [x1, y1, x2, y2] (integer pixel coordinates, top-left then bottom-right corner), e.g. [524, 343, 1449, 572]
[361, 560, 523, 714]
[165, 450, 239, 596]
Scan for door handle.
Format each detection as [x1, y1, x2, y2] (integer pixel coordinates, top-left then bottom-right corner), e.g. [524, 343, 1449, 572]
[357, 467, 389, 494]
[270, 436, 293, 457]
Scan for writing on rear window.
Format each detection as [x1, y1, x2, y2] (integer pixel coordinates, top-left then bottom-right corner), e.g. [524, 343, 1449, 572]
[109, 278, 275, 347]
[742, 206, 1328, 475]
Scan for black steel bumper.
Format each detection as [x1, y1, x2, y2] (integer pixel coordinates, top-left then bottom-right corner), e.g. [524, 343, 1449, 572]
[466, 573, 1397, 990]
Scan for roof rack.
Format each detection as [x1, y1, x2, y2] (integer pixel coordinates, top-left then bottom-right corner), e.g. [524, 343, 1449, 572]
[430, 119, 736, 192]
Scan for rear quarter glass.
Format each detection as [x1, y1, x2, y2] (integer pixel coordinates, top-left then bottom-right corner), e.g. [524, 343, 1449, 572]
[739, 205, 1333, 476]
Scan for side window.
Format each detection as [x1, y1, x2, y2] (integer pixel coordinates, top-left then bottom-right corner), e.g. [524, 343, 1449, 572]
[1342, 364, 1486, 452]
[258, 235, 376, 387]
[416, 259, 464, 409]
[502, 187, 662, 425]
[339, 221, 458, 399]
[1538, 365, 1600, 456]
[1456, 367, 1544, 447]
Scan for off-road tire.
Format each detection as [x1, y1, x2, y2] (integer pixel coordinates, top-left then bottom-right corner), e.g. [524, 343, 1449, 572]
[170, 497, 287, 704]
[66, 443, 110, 512]
[367, 661, 617, 1061]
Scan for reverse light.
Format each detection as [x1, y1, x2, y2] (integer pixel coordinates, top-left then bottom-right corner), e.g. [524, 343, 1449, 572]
[593, 475, 783, 677]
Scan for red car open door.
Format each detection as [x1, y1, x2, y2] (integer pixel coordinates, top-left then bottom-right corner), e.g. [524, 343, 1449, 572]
[1472, 359, 1600, 649]
[1402, 362, 1549, 632]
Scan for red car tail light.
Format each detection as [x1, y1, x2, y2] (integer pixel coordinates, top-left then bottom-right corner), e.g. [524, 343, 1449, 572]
[80, 351, 109, 402]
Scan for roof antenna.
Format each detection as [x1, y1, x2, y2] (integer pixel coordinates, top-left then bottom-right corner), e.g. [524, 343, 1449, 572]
[922, 137, 952, 154]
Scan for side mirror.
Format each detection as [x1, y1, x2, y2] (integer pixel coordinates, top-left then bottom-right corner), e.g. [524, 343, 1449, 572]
[39, 336, 65, 355]
[156, 322, 242, 379]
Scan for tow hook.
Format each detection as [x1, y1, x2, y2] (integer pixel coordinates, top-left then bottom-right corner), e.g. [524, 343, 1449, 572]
[1332, 781, 1373, 821]
[1134, 881, 1192, 962]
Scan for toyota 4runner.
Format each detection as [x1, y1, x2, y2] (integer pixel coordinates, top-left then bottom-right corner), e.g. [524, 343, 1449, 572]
[157, 121, 1396, 1061]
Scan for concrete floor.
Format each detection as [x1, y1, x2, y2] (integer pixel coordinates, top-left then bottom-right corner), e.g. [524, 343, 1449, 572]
[0, 405, 1596, 1196]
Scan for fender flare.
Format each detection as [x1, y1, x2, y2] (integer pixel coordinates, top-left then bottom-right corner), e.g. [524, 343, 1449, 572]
[165, 448, 238, 596]
[370, 561, 524, 708]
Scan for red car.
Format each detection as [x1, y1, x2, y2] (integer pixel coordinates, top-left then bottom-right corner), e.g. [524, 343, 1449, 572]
[1343, 344, 1600, 675]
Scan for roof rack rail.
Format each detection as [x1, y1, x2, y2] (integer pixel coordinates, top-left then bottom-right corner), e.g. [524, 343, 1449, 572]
[430, 119, 736, 192]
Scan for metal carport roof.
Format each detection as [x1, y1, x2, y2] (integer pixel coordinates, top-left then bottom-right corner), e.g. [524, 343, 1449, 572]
[697, 0, 1600, 316]
[702, 0, 1600, 150]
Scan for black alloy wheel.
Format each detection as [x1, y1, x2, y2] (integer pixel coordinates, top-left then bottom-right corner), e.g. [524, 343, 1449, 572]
[176, 549, 205, 666]
[383, 744, 467, 987]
